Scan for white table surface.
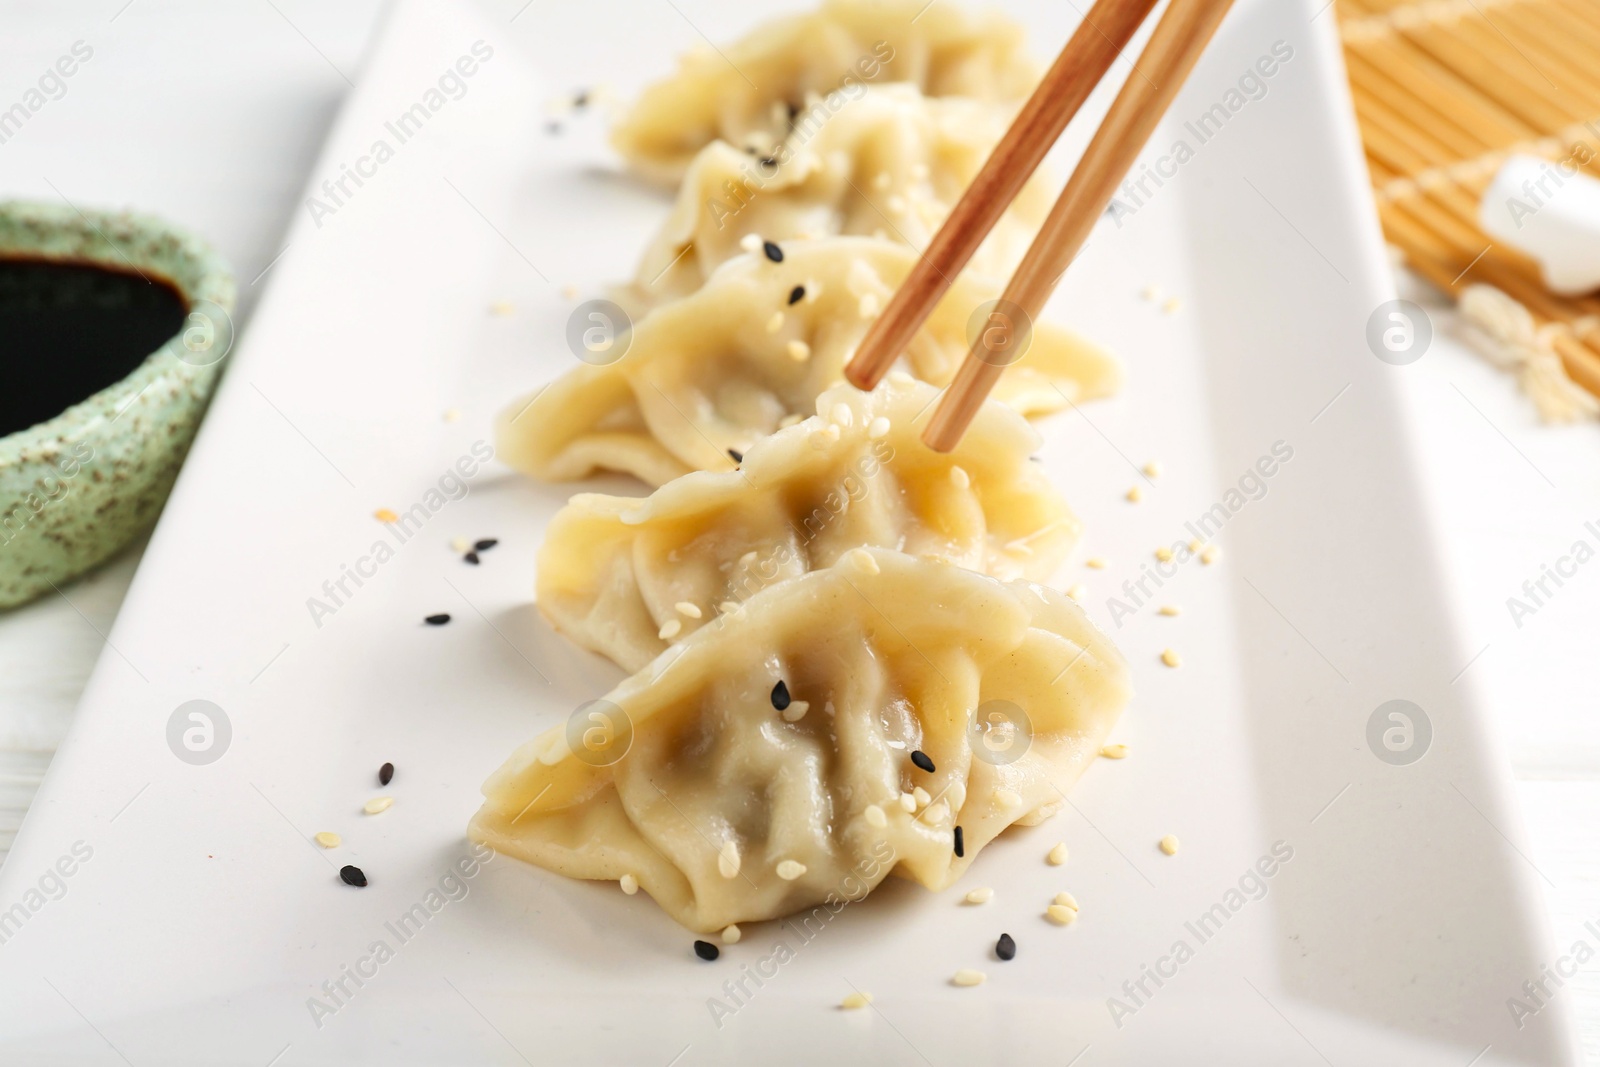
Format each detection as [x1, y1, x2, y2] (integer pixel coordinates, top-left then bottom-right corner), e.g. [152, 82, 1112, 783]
[3, 1, 1598, 1061]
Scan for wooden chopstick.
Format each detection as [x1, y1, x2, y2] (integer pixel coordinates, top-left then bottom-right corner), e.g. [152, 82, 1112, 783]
[844, 0, 1160, 393]
[923, 0, 1236, 451]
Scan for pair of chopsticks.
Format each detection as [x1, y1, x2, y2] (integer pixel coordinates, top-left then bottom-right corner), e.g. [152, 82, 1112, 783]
[844, 0, 1236, 451]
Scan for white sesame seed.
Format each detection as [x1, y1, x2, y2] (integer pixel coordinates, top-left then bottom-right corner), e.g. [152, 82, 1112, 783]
[923, 800, 949, 824]
[1159, 834, 1181, 855]
[1126, 486, 1143, 503]
[1054, 891, 1080, 910]
[739, 233, 762, 253]
[1155, 546, 1173, 562]
[364, 796, 393, 815]
[847, 547, 879, 575]
[913, 786, 932, 808]
[781, 700, 810, 723]
[1085, 557, 1108, 570]
[995, 789, 1023, 809]
[1187, 539, 1202, 553]
[872, 171, 891, 191]
[1141, 284, 1162, 301]
[787, 339, 812, 362]
[899, 792, 917, 812]
[858, 292, 881, 319]
[804, 280, 821, 303]
[451, 536, 471, 553]
[952, 969, 987, 987]
[831, 403, 854, 428]
[1200, 545, 1220, 565]
[1163, 297, 1183, 314]
[1144, 460, 1163, 478]
[721, 924, 742, 944]
[867, 416, 891, 439]
[887, 369, 915, 385]
[949, 465, 970, 489]
[717, 601, 741, 615]
[1100, 744, 1129, 759]
[1161, 648, 1181, 668]
[841, 991, 873, 1009]
[864, 804, 888, 828]
[718, 840, 741, 879]
[561, 284, 579, 300]
[443, 408, 462, 423]
[766, 310, 785, 333]
[675, 601, 702, 619]
[1047, 842, 1069, 866]
[948, 782, 966, 809]
[314, 831, 341, 849]
[620, 873, 639, 895]
[1159, 604, 1182, 616]
[777, 860, 807, 881]
[1066, 584, 1088, 602]
[659, 619, 683, 640]
[1046, 904, 1078, 926]
[964, 887, 994, 905]
[489, 301, 514, 316]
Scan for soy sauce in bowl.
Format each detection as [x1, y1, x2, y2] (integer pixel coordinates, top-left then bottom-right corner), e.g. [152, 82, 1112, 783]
[0, 257, 188, 438]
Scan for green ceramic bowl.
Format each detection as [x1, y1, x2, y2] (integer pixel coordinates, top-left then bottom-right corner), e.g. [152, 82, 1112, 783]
[0, 200, 234, 609]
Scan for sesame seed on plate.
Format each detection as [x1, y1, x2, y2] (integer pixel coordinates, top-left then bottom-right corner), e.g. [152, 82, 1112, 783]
[1159, 835, 1181, 855]
[721, 924, 742, 944]
[1159, 605, 1182, 616]
[718, 841, 741, 879]
[364, 796, 393, 815]
[374, 508, 399, 523]
[1163, 297, 1183, 314]
[771, 680, 791, 710]
[1085, 557, 1108, 569]
[965, 887, 994, 904]
[1141, 284, 1162, 301]
[1126, 486, 1143, 503]
[727, 449, 743, 464]
[1161, 648, 1181, 668]
[913, 786, 931, 808]
[1187, 539, 1202, 553]
[1047, 843, 1069, 866]
[996, 933, 1016, 961]
[1144, 460, 1163, 478]
[1054, 891, 1079, 910]
[1100, 744, 1129, 759]
[864, 804, 888, 828]
[450, 537, 470, 553]
[620, 873, 639, 895]
[923, 801, 949, 824]
[953, 826, 964, 857]
[340, 865, 367, 887]
[443, 408, 462, 423]
[1155, 546, 1173, 562]
[474, 538, 499, 552]
[952, 969, 986, 987]
[781, 700, 810, 723]
[379, 762, 394, 785]
[841, 991, 873, 1009]
[776, 860, 807, 881]
[762, 240, 784, 263]
[1200, 545, 1220, 565]
[1067, 584, 1088, 602]
[464, 551, 480, 565]
[1046, 904, 1078, 926]
[694, 940, 720, 961]
[659, 619, 683, 640]
[846, 547, 878, 575]
[314, 831, 341, 849]
[910, 750, 935, 773]
[899, 792, 917, 812]
[867, 416, 891, 439]
[788, 285, 805, 305]
[676, 601, 703, 619]
[425, 613, 451, 625]
[739, 234, 761, 253]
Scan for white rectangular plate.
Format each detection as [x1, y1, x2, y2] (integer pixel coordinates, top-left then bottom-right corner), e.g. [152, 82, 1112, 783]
[0, 1, 1577, 1063]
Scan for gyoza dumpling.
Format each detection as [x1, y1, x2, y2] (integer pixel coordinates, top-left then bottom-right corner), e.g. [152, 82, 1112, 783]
[499, 237, 1119, 486]
[538, 377, 1078, 671]
[469, 548, 1130, 933]
[627, 83, 1051, 307]
[613, 0, 1039, 184]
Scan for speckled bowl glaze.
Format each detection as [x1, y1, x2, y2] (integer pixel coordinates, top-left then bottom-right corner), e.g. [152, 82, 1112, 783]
[0, 201, 234, 609]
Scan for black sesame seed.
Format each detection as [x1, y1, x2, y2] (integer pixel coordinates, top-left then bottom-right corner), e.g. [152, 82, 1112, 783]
[728, 448, 743, 464]
[910, 749, 935, 773]
[786, 103, 800, 122]
[745, 145, 758, 155]
[379, 762, 394, 786]
[954, 825, 964, 857]
[788, 285, 805, 305]
[759, 156, 777, 169]
[771, 680, 791, 711]
[573, 91, 589, 109]
[996, 933, 1016, 961]
[762, 240, 783, 263]
[340, 865, 368, 888]
[694, 939, 720, 961]
[425, 613, 451, 625]
[474, 538, 499, 552]
[464, 551, 481, 565]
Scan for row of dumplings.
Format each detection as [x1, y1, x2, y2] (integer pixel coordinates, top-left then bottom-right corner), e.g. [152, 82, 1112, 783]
[471, 0, 1134, 935]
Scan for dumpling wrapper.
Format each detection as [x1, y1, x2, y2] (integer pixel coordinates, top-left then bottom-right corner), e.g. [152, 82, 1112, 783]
[538, 377, 1080, 671]
[626, 82, 1052, 308]
[613, 0, 1040, 184]
[469, 548, 1131, 933]
[498, 237, 1120, 486]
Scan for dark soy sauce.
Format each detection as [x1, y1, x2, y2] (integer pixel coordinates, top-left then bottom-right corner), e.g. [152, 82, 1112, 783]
[0, 258, 189, 438]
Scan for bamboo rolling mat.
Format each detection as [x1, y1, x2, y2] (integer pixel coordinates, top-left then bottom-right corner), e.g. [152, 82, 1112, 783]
[1337, 0, 1600, 415]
